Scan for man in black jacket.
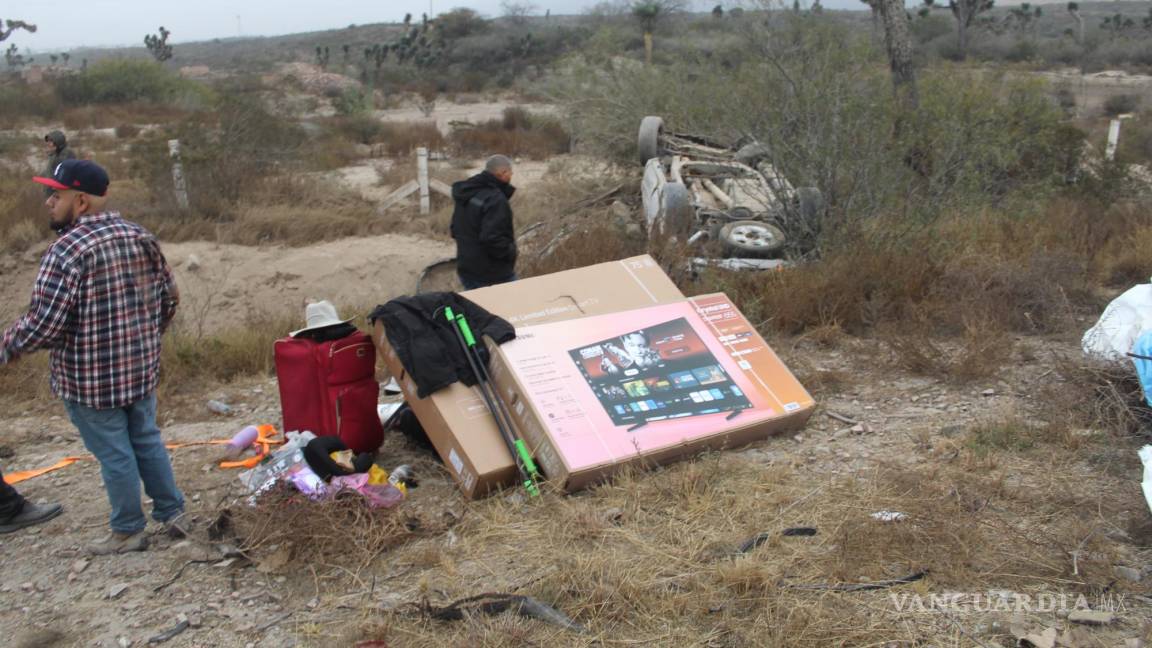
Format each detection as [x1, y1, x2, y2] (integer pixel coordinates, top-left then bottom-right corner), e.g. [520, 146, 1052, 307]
[451, 155, 517, 290]
[42, 131, 76, 197]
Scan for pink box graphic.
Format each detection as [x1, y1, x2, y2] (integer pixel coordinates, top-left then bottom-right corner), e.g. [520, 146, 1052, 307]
[497, 300, 808, 474]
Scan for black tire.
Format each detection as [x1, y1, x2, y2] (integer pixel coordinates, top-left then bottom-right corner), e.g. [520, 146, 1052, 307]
[657, 183, 695, 239]
[719, 220, 786, 258]
[638, 116, 664, 166]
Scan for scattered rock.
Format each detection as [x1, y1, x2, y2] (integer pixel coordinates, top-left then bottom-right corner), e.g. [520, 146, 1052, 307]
[851, 423, 872, 435]
[72, 559, 89, 574]
[981, 389, 996, 397]
[117, 636, 130, 648]
[185, 254, 201, 272]
[108, 583, 130, 600]
[625, 223, 643, 238]
[939, 425, 964, 437]
[256, 545, 293, 574]
[1018, 626, 1057, 648]
[1067, 609, 1114, 625]
[306, 597, 320, 609]
[604, 507, 625, 525]
[1114, 565, 1143, 583]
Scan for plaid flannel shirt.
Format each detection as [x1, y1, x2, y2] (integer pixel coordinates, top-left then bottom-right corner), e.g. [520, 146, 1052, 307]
[1, 211, 179, 409]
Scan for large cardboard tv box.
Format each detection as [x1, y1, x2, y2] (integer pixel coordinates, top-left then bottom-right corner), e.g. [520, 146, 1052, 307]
[485, 293, 815, 492]
[371, 256, 685, 498]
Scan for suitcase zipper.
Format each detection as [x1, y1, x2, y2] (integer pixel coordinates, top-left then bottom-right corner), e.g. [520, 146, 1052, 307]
[331, 342, 371, 359]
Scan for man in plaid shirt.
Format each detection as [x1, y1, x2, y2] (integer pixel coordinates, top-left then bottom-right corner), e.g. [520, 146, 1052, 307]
[1, 160, 185, 555]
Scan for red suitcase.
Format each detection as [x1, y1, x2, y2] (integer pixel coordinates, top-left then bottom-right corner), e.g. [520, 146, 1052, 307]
[274, 331, 384, 453]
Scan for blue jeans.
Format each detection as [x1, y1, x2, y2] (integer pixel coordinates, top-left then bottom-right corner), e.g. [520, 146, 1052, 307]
[458, 272, 518, 291]
[64, 393, 184, 533]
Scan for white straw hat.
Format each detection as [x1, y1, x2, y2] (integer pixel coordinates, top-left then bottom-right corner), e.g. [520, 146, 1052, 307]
[290, 300, 354, 337]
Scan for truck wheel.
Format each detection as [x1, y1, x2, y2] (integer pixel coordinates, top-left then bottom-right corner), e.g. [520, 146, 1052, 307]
[638, 116, 664, 165]
[655, 183, 694, 239]
[719, 220, 786, 258]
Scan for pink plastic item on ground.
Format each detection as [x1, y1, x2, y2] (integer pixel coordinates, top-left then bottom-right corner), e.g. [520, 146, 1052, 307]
[329, 473, 405, 509]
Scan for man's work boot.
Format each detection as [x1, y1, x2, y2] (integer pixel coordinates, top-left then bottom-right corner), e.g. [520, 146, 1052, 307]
[88, 530, 149, 556]
[0, 502, 63, 534]
[162, 512, 189, 539]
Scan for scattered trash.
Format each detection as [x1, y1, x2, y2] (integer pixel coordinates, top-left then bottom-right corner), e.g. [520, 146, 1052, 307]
[825, 411, 859, 425]
[382, 379, 402, 395]
[784, 571, 926, 592]
[421, 593, 587, 634]
[1140, 445, 1152, 515]
[1015, 626, 1057, 648]
[871, 511, 907, 522]
[1068, 609, 1115, 625]
[736, 527, 819, 554]
[238, 431, 315, 495]
[207, 399, 233, 415]
[981, 389, 996, 397]
[147, 617, 190, 644]
[1082, 283, 1152, 362]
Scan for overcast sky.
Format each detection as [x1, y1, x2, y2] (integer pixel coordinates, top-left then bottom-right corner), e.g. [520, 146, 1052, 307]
[10, 1, 870, 52]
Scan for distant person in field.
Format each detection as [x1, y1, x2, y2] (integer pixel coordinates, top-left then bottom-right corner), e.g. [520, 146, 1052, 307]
[0, 160, 186, 556]
[42, 130, 76, 197]
[450, 154, 518, 290]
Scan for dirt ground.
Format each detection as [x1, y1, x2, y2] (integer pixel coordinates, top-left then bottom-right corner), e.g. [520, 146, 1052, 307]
[2, 89, 1152, 646]
[2, 332, 1151, 647]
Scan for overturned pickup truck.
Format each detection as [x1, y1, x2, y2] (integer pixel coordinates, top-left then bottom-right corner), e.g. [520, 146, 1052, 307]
[638, 116, 823, 270]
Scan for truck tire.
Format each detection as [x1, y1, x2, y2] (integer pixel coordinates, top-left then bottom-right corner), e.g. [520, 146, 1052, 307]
[719, 220, 786, 258]
[656, 183, 694, 239]
[638, 116, 664, 165]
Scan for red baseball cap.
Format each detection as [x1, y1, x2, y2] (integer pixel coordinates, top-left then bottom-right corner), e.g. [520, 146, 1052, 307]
[33, 159, 110, 197]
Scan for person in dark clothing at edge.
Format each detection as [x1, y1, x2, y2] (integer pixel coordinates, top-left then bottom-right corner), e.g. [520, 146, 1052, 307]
[43, 131, 76, 197]
[451, 155, 518, 290]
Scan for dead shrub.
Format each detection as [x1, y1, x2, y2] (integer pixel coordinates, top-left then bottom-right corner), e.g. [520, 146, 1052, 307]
[229, 484, 427, 572]
[1050, 358, 1152, 437]
[449, 108, 569, 160]
[518, 224, 646, 279]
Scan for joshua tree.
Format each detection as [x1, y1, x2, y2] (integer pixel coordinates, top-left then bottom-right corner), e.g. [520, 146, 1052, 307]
[922, 0, 995, 60]
[1101, 13, 1136, 39]
[1067, 2, 1084, 43]
[712, 4, 724, 18]
[1005, 3, 1042, 35]
[0, 18, 36, 43]
[315, 45, 330, 69]
[61, 52, 70, 65]
[144, 26, 173, 61]
[631, 1, 685, 65]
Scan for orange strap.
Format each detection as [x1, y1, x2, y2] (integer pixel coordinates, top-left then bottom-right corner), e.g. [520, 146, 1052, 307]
[6, 457, 91, 485]
[5, 425, 285, 485]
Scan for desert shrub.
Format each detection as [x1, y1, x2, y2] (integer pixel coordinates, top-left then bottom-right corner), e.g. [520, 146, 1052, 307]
[55, 59, 207, 105]
[449, 107, 569, 159]
[335, 113, 384, 144]
[0, 81, 60, 127]
[333, 86, 373, 115]
[115, 123, 141, 138]
[1103, 93, 1141, 117]
[0, 165, 49, 253]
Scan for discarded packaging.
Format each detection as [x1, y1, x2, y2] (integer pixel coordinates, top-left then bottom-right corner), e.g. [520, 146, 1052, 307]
[486, 294, 815, 492]
[1082, 283, 1152, 362]
[238, 431, 316, 494]
[373, 255, 686, 498]
[871, 511, 907, 522]
[1140, 445, 1152, 515]
[207, 400, 232, 415]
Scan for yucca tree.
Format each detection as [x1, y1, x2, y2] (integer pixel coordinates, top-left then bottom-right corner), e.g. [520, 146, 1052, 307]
[631, 1, 684, 65]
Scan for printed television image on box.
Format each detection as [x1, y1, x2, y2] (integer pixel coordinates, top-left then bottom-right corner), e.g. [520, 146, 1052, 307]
[569, 317, 754, 427]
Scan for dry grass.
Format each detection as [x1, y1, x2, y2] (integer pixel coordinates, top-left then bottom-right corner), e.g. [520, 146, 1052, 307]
[449, 108, 570, 160]
[229, 484, 431, 577]
[315, 433, 1145, 646]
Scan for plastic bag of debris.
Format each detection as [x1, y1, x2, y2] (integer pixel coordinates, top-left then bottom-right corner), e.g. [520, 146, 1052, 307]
[1082, 283, 1152, 362]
